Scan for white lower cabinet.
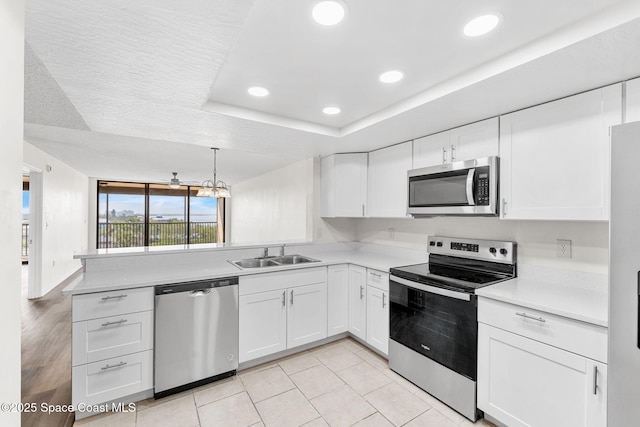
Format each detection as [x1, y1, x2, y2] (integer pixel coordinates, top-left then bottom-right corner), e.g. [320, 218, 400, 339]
[366, 286, 389, 355]
[239, 267, 328, 363]
[478, 298, 607, 427]
[366, 268, 389, 355]
[348, 265, 367, 341]
[239, 288, 288, 361]
[72, 350, 153, 407]
[71, 287, 154, 417]
[287, 283, 328, 348]
[327, 264, 349, 336]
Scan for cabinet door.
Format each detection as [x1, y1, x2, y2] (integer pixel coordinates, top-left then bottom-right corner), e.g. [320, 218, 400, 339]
[239, 289, 287, 363]
[478, 323, 605, 427]
[72, 350, 153, 408]
[348, 265, 367, 340]
[450, 117, 499, 163]
[287, 283, 328, 349]
[321, 153, 368, 217]
[327, 264, 349, 336]
[625, 77, 640, 123]
[366, 286, 389, 355]
[413, 131, 450, 169]
[72, 311, 153, 366]
[500, 84, 621, 220]
[367, 141, 413, 217]
[586, 360, 607, 427]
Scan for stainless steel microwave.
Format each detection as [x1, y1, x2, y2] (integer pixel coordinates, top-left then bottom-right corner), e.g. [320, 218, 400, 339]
[407, 156, 499, 216]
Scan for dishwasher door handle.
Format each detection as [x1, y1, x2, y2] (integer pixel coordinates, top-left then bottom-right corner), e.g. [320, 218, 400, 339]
[189, 289, 212, 297]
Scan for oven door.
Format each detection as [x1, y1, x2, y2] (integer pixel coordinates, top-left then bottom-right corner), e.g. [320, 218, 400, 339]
[407, 156, 498, 216]
[389, 275, 478, 380]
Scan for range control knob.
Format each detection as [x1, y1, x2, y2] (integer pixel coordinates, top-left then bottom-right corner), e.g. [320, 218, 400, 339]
[500, 248, 508, 256]
[436, 241, 443, 247]
[489, 247, 497, 254]
[429, 241, 436, 246]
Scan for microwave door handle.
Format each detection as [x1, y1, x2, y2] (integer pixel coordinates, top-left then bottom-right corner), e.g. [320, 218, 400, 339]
[466, 168, 475, 205]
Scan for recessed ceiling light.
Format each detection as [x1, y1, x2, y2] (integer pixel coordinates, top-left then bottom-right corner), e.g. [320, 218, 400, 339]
[312, 1, 346, 26]
[463, 14, 501, 37]
[379, 70, 404, 83]
[323, 106, 341, 115]
[248, 86, 269, 97]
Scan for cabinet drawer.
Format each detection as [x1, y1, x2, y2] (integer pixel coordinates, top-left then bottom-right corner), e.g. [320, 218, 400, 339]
[72, 311, 154, 366]
[367, 269, 389, 291]
[73, 287, 154, 322]
[478, 297, 607, 363]
[240, 267, 327, 295]
[72, 350, 153, 407]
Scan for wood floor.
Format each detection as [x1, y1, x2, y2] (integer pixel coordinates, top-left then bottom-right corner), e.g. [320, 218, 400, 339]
[21, 264, 75, 427]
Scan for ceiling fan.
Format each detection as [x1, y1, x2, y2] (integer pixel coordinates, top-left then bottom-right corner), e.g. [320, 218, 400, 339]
[161, 172, 200, 189]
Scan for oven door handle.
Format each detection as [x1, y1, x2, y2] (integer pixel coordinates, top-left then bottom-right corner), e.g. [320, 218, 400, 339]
[466, 168, 475, 206]
[390, 275, 471, 301]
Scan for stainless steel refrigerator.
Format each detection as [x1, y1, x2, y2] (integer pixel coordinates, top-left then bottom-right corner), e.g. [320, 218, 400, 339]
[609, 120, 640, 426]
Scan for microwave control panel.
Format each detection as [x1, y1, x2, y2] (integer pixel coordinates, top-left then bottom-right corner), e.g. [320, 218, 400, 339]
[475, 166, 490, 205]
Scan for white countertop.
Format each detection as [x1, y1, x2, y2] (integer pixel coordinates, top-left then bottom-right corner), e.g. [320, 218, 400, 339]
[66, 243, 609, 329]
[63, 244, 425, 295]
[476, 265, 608, 327]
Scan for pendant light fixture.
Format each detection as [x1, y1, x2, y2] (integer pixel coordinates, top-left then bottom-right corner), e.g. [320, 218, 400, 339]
[196, 148, 230, 198]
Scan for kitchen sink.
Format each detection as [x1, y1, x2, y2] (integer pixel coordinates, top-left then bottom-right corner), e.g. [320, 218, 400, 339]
[231, 258, 281, 269]
[229, 254, 320, 269]
[272, 254, 318, 265]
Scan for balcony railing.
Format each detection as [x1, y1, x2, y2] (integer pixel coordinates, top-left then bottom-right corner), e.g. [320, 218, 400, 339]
[22, 223, 29, 257]
[98, 222, 217, 249]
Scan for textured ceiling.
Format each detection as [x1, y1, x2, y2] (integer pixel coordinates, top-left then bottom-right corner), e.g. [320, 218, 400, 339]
[23, 0, 640, 185]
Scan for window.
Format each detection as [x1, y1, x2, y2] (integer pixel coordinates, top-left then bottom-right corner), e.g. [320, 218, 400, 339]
[97, 181, 224, 249]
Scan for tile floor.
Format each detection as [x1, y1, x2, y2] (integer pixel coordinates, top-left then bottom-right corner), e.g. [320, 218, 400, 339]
[73, 338, 496, 427]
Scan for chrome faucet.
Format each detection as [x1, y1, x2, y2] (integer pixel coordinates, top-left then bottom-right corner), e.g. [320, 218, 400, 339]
[279, 244, 285, 256]
[262, 247, 269, 258]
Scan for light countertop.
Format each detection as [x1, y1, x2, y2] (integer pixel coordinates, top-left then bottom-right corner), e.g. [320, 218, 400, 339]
[66, 243, 609, 329]
[63, 244, 426, 295]
[476, 265, 608, 327]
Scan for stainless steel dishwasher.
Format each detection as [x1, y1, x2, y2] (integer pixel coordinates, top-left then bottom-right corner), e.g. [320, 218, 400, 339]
[154, 277, 239, 399]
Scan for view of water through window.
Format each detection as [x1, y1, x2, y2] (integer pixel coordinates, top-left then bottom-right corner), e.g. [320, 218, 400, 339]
[97, 181, 221, 248]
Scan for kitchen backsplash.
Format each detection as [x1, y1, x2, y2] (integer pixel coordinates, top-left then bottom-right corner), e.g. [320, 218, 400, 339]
[323, 217, 608, 274]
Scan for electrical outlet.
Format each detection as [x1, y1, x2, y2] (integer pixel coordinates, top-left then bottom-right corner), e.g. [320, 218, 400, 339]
[388, 228, 395, 240]
[556, 239, 572, 258]
[316, 227, 323, 239]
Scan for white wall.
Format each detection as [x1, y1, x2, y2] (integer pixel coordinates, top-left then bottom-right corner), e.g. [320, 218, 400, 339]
[356, 217, 608, 274]
[231, 158, 314, 243]
[0, 0, 24, 425]
[24, 142, 89, 295]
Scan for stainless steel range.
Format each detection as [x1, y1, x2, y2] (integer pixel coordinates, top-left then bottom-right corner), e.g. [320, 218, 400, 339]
[389, 236, 517, 421]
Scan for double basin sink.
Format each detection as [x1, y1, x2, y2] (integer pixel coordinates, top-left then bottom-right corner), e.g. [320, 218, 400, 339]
[230, 254, 320, 269]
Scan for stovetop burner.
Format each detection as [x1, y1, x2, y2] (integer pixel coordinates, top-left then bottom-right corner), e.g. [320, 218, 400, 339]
[391, 236, 517, 294]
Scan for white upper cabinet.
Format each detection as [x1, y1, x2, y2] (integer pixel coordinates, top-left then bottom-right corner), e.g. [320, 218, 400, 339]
[413, 117, 499, 169]
[413, 130, 451, 168]
[321, 153, 368, 217]
[625, 77, 640, 123]
[367, 141, 413, 218]
[500, 84, 622, 221]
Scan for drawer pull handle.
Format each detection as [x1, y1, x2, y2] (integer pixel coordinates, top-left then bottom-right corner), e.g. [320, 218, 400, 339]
[421, 344, 431, 351]
[101, 361, 127, 371]
[593, 366, 598, 395]
[382, 293, 386, 308]
[101, 319, 128, 327]
[516, 312, 546, 323]
[101, 294, 128, 301]
[360, 286, 364, 300]
[370, 272, 382, 278]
